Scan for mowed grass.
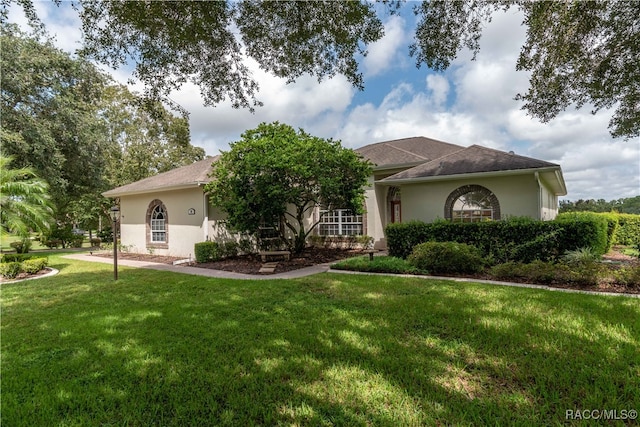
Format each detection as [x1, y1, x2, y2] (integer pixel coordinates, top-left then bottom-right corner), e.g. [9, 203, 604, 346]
[2, 254, 639, 426]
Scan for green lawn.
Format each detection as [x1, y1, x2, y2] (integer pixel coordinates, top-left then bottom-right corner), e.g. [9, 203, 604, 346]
[2, 254, 639, 426]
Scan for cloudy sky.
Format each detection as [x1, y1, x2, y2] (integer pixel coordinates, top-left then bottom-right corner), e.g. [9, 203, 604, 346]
[9, 2, 639, 201]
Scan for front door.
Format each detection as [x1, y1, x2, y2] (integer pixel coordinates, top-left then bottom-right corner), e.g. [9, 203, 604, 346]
[391, 200, 401, 223]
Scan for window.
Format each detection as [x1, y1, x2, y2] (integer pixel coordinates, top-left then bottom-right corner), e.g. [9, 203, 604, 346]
[445, 185, 501, 222]
[319, 209, 363, 236]
[146, 199, 168, 248]
[150, 205, 167, 242]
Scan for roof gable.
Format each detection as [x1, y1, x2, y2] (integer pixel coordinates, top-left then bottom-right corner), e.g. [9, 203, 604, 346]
[102, 156, 218, 197]
[382, 145, 560, 181]
[355, 136, 464, 168]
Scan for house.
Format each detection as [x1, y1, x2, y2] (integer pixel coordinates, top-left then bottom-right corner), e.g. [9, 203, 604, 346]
[102, 136, 567, 256]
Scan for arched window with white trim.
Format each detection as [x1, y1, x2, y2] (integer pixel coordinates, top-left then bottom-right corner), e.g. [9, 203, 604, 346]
[146, 199, 169, 248]
[445, 185, 501, 222]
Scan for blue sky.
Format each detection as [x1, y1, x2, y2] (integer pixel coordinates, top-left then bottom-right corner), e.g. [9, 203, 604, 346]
[8, 1, 640, 200]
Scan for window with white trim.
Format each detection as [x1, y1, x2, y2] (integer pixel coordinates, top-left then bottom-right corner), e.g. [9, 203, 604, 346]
[451, 190, 496, 222]
[150, 205, 167, 242]
[319, 209, 363, 236]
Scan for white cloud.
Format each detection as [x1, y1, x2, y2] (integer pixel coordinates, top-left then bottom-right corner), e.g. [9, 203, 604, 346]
[363, 15, 410, 77]
[425, 75, 449, 107]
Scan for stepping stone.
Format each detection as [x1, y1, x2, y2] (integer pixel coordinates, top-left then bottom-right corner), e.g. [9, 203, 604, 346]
[259, 262, 278, 274]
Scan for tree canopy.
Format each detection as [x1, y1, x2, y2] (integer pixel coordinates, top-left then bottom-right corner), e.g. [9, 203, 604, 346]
[560, 196, 640, 215]
[5, 0, 638, 138]
[205, 122, 372, 254]
[1, 24, 205, 229]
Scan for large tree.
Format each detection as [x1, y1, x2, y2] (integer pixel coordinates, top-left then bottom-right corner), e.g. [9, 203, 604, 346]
[1, 25, 205, 229]
[5, 0, 638, 138]
[205, 122, 372, 254]
[1, 23, 109, 213]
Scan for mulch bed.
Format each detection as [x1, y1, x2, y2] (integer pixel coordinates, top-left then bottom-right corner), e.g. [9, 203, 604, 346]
[195, 248, 362, 275]
[95, 247, 364, 275]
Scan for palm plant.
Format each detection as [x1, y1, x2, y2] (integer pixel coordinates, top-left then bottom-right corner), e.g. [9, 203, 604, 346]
[0, 155, 55, 243]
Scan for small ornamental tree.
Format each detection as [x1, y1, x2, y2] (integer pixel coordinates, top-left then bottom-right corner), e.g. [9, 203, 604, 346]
[205, 122, 372, 254]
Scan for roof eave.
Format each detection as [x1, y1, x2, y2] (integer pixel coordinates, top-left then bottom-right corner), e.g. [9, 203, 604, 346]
[378, 166, 564, 187]
[102, 182, 205, 198]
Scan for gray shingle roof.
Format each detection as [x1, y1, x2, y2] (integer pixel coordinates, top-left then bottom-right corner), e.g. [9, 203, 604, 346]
[381, 145, 560, 181]
[355, 136, 464, 168]
[102, 156, 218, 197]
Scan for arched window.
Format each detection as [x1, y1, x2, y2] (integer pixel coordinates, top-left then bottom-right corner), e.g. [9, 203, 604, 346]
[146, 200, 168, 247]
[151, 205, 166, 242]
[445, 185, 500, 222]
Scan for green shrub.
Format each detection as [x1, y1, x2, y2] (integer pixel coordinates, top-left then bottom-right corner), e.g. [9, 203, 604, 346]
[194, 241, 221, 263]
[221, 241, 239, 258]
[332, 256, 420, 274]
[556, 212, 609, 255]
[388, 215, 611, 262]
[238, 237, 255, 255]
[0, 262, 22, 279]
[489, 260, 562, 284]
[9, 238, 32, 253]
[1, 253, 37, 263]
[509, 230, 563, 263]
[614, 214, 640, 245]
[70, 235, 85, 248]
[408, 241, 484, 274]
[21, 258, 48, 274]
[562, 247, 601, 264]
[613, 265, 640, 287]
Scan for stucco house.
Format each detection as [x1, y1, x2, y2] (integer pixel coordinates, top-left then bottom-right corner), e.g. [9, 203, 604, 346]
[102, 136, 567, 257]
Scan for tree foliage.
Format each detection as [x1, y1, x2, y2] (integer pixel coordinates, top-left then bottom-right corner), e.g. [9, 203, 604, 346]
[412, 0, 639, 139]
[1, 23, 110, 211]
[1, 24, 205, 229]
[205, 122, 372, 254]
[5, 0, 637, 138]
[0, 155, 55, 239]
[560, 196, 640, 215]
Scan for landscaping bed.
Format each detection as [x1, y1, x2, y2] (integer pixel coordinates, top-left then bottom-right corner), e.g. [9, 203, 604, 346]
[331, 247, 640, 295]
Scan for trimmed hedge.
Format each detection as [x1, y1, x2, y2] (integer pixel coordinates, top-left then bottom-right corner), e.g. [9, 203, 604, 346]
[387, 215, 610, 262]
[613, 213, 640, 245]
[408, 241, 484, 274]
[194, 241, 222, 263]
[1, 253, 39, 263]
[0, 257, 48, 279]
[0, 262, 22, 279]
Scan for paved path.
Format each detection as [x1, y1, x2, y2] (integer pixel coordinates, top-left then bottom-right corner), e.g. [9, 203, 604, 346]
[64, 254, 332, 280]
[63, 254, 640, 298]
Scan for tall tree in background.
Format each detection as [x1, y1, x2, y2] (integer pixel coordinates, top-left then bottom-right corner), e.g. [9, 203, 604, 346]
[1, 23, 109, 214]
[206, 122, 372, 254]
[1, 24, 205, 229]
[4, 0, 637, 138]
[100, 85, 205, 189]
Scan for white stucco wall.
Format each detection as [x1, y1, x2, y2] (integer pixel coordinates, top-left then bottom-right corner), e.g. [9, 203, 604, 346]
[119, 187, 207, 258]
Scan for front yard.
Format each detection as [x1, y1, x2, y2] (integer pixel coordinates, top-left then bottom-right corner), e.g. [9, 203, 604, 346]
[2, 254, 639, 425]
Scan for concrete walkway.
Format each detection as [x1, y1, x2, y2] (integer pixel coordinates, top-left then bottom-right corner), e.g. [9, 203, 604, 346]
[64, 253, 333, 280]
[63, 254, 640, 298]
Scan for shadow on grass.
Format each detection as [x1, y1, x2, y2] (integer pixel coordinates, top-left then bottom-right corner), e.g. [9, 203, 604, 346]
[2, 263, 639, 426]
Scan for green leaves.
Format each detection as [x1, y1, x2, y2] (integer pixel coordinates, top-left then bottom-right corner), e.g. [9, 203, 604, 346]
[0, 155, 55, 239]
[206, 122, 371, 253]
